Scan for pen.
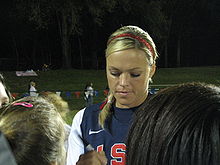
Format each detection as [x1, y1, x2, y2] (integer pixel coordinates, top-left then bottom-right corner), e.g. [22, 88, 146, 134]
[85, 144, 94, 151]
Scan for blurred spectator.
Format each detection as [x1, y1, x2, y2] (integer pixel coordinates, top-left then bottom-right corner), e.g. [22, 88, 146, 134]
[42, 64, 50, 71]
[84, 82, 94, 107]
[28, 80, 38, 96]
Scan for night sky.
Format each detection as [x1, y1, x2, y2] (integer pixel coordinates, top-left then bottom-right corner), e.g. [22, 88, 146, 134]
[0, 0, 219, 70]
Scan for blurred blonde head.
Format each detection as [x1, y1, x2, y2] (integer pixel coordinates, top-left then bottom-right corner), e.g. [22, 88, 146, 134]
[41, 92, 70, 120]
[0, 96, 66, 165]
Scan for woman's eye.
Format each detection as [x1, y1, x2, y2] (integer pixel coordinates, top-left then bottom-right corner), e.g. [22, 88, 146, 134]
[111, 72, 120, 77]
[130, 73, 140, 77]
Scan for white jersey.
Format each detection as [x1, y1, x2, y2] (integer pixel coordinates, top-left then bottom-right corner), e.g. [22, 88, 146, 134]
[66, 108, 85, 165]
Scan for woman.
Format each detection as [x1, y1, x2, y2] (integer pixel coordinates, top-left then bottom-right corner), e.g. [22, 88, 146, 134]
[0, 96, 66, 165]
[126, 82, 220, 165]
[84, 82, 94, 107]
[28, 80, 38, 96]
[66, 25, 158, 165]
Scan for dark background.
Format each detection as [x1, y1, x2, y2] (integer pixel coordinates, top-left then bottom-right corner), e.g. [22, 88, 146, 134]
[0, 0, 219, 70]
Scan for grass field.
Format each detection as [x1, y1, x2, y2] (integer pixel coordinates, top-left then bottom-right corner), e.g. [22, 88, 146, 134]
[2, 66, 220, 124]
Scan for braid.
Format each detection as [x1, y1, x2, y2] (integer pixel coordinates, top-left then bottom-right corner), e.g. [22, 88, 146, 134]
[99, 92, 115, 128]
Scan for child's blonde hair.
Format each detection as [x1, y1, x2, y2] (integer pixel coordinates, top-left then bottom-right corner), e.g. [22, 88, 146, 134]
[0, 96, 66, 165]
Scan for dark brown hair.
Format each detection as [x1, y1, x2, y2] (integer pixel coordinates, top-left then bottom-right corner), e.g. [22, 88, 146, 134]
[126, 82, 220, 165]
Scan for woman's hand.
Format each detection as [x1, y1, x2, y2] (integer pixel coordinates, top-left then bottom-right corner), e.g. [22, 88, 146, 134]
[76, 150, 107, 165]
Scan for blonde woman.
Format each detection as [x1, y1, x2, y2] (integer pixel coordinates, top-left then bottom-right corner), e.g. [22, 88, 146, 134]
[66, 25, 158, 165]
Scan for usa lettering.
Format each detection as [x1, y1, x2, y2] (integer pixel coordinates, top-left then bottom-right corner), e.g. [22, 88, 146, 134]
[97, 143, 126, 165]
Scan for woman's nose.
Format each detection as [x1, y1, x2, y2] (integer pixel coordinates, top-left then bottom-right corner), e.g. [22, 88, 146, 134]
[119, 73, 129, 86]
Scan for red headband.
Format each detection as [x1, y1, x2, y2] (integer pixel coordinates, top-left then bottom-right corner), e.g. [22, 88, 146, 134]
[108, 33, 155, 58]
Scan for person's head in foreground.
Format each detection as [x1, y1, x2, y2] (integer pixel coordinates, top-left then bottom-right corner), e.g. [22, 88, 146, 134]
[99, 25, 158, 127]
[0, 73, 13, 108]
[41, 92, 70, 121]
[0, 96, 66, 165]
[126, 82, 220, 165]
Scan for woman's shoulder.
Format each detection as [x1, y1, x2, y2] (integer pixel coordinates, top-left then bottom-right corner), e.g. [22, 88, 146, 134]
[84, 102, 104, 114]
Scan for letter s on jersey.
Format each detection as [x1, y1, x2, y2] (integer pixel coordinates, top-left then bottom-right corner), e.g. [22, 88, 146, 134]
[111, 143, 126, 165]
[96, 143, 126, 165]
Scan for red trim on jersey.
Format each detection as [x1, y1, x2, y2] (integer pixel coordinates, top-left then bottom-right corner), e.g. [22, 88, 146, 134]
[99, 99, 108, 110]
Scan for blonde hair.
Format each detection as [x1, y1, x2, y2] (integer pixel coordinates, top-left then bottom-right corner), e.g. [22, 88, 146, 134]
[41, 92, 70, 120]
[0, 96, 66, 165]
[99, 25, 158, 128]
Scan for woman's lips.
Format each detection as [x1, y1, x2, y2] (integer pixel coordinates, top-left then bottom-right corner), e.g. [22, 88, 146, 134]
[116, 91, 131, 96]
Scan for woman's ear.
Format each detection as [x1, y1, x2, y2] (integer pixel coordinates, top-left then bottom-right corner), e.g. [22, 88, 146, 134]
[149, 64, 156, 78]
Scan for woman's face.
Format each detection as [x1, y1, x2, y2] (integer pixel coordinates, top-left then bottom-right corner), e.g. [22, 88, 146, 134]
[106, 48, 155, 108]
[0, 82, 9, 108]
